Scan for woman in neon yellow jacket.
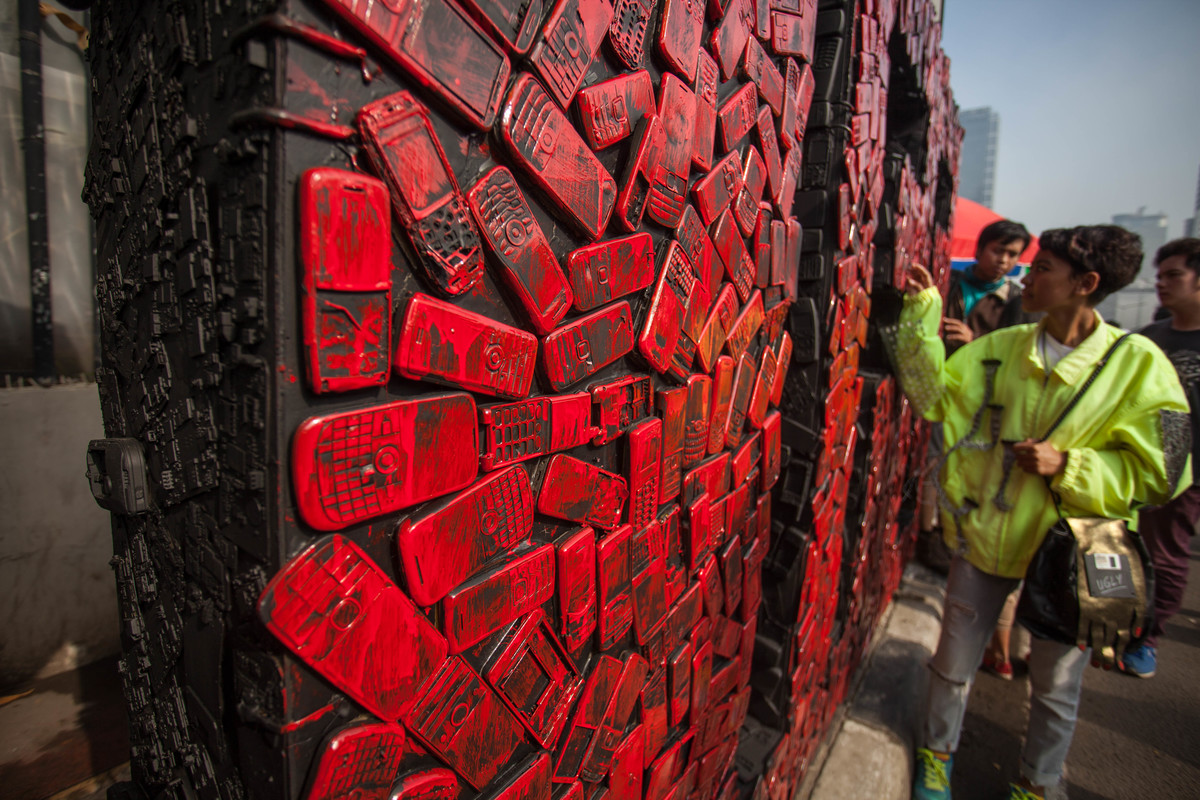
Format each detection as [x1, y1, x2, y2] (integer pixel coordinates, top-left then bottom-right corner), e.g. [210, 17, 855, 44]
[889, 225, 1190, 800]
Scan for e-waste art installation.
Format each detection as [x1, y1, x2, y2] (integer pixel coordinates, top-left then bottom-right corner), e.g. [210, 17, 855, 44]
[83, 0, 961, 798]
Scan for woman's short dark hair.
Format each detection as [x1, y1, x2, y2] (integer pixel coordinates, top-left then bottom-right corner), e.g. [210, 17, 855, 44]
[976, 219, 1032, 253]
[1037, 225, 1143, 306]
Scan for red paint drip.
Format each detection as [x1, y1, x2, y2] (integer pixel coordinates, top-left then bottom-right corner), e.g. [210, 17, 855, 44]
[229, 108, 356, 140]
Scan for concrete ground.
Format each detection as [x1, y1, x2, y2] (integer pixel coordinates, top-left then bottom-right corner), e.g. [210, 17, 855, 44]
[807, 537, 1200, 800]
[0, 656, 129, 800]
[805, 561, 947, 800]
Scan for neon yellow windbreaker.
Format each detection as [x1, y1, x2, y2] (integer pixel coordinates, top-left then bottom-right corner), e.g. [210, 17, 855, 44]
[889, 287, 1192, 579]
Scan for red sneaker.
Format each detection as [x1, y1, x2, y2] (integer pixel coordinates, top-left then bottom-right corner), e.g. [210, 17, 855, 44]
[982, 652, 1014, 680]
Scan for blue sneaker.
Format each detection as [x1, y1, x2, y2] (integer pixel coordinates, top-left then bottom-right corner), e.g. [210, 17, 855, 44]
[913, 747, 953, 799]
[1120, 644, 1157, 678]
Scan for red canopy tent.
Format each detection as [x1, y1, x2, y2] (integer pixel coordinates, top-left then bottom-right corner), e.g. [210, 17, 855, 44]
[951, 197, 1039, 267]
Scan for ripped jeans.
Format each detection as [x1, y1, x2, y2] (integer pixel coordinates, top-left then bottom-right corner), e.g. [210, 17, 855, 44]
[925, 556, 1090, 788]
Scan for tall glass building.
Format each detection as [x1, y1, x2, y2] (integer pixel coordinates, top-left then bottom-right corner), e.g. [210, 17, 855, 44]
[959, 107, 999, 208]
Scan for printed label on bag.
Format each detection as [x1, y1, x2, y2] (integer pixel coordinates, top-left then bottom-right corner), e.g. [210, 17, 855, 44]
[1084, 552, 1136, 598]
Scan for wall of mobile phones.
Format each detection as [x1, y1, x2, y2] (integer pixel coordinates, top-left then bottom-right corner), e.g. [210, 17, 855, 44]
[83, 0, 959, 799]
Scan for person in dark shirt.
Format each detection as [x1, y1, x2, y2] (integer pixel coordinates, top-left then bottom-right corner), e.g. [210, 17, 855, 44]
[1125, 237, 1200, 677]
[942, 219, 1039, 353]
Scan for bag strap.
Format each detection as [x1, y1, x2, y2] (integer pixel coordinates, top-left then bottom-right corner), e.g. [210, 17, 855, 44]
[1039, 331, 1131, 519]
[1037, 331, 1131, 442]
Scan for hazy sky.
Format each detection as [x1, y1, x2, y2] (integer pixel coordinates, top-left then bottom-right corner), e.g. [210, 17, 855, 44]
[941, 0, 1200, 240]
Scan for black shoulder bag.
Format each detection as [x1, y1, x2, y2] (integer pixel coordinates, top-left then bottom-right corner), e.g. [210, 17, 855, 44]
[1015, 333, 1156, 669]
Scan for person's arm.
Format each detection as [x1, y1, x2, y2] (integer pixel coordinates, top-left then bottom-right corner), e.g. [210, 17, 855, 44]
[1046, 349, 1192, 518]
[883, 264, 960, 421]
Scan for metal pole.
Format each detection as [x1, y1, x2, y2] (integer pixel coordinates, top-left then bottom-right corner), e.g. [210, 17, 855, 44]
[20, 0, 54, 381]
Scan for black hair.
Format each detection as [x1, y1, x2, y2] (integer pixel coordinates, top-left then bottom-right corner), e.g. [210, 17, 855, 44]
[1036, 225, 1142, 306]
[1154, 238, 1200, 273]
[976, 219, 1032, 253]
